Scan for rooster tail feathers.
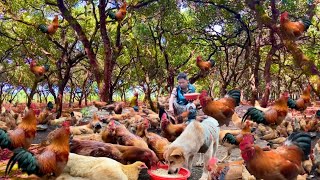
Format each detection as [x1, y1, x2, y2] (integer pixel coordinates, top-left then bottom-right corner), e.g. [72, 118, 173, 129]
[38, 24, 48, 33]
[44, 64, 50, 71]
[242, 107, 266, 124]
[300, 17, 312, 30]
[287, 97, 297, 109]
[209, 59, 215, 67]
[286, 132, 312, 160]
[6, 148, 39, 175]
[226, 89, 241, 106]
[316, 110, 320, 118]
[158, 106, 166, 119]
[222, 133, 239, 145]
[107, 11, 116, 20]
[0, 129, 12, 150]
[47, 101, 54, 110]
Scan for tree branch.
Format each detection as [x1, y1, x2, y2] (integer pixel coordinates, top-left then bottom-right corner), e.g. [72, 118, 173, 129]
[56, 0, 101, 84]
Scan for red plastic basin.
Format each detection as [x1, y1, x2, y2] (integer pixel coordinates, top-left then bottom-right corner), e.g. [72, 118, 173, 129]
[184, 93, 200, 101]
[148, 164, 191, 180]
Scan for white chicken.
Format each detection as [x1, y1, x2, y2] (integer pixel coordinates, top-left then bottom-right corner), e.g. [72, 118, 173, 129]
[57, 153, 147, 180]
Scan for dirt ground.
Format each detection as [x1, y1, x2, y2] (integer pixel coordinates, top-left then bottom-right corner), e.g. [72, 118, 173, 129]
[28, 105, 320, 180]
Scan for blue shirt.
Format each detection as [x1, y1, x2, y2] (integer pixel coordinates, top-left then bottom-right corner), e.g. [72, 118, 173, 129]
[176, 83, 196, 105]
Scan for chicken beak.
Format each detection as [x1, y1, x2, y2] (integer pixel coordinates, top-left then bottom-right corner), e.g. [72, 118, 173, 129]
[139, 163, 148, 170]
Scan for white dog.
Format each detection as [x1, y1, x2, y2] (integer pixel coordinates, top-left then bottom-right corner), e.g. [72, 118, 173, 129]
[164, 117, 220, 180]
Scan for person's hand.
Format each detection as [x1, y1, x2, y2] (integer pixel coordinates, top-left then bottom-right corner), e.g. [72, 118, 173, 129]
[167, 108, 174, 116]
[196, 115, 207, 122]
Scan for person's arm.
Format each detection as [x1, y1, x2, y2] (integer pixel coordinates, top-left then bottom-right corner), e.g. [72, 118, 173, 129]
[168, 88, 177, 112]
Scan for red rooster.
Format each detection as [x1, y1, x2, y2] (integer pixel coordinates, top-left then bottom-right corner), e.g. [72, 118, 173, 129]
[239, 132, 311, 180]
[5, 121, 70, 178]
[199, 89, 241, 126]
[287, 85, 311, 111]
[160, 113, 186, 142]
[30, 60, 50, 77]
[280, 11, 312, 39]
[196, 56, 215, 71]
[107, 2, 127, 22]
[0, 109, 37, 150]
[242, 92, 289, 127]
[221, 120, 254, 162]
[38, 15, 59, 35]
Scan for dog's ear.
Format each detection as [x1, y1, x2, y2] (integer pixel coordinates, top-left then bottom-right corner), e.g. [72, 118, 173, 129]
[170, 148, 183, 158]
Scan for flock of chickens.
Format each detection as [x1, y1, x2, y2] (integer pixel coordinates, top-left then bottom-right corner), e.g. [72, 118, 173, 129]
[0, 82, 319, 180]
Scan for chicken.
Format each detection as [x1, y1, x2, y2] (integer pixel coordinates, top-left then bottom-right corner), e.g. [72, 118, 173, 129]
[135, 118, 149, 140]
[101, 120, 117, 144]
[175, 110, 190, 124]
[93, 101, 107, 111]
[30, 60, 50, 77]
[0, 109, 37, 150]
[242, 92, 289, 127]
[66, 112, 78, 126]
[199, 89, 241, 126]
[107, 2, 127, 22]
[0, 110, 16, 130]
[196, 55, 215, 71]
[145, 114, 160, 129]
[5, 121, 70, 178]
[160, 113, 186, 142]
[313, 140, 320, 174]
[73, 133, 103, 142]
[108, 120, 149, 149]
[100, 102, 123, 114]
[70, 113, 102, 135]
[239, 132, 312, 180]
[302, 159, 313, 174]
[304, 110, 320, 132]
[70, 139, 159, 168]
[140, 119, 170, 161]
[37, 101, 54, 124]
[114, 102, 124, 114]
[206, 158, 255, 180]
[287, 85, 311, 111]
[38, 15, 59, 35]
[280, 11, 312, 40]
[221, 121, 253, 162]
[57, 153, 147, 180]
[287, 120, 294, 135]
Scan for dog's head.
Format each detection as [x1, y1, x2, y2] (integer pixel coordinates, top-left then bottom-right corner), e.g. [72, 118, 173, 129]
[164, 147, 185, 174]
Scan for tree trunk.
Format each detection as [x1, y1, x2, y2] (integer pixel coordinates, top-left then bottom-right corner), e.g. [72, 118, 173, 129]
[57, 0, 101, 89]
[78, 92, 83, 107]
[27, 80, 39, 108]
[251, 32, 262, 105]
[84, 92, 88, 106]
[99, 0, 114, 103]
[69, 86, 73, 108]
[261, 29, 277, 108]
[220, 82, 228, 96]
[146, 84, 156, 112]
[56, 68, 71, 118]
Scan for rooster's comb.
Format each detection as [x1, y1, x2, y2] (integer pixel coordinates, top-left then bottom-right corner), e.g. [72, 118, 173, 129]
[208, 157, 218, 165]
[280, 11, 289, 21]
[161, 113, 167, 120]
[200, 90, 208, 97]
[62, 121, 70, 127]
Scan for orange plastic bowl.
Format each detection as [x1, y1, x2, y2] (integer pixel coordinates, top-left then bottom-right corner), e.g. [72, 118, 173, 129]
[148, 164, 191, 180]
[184, 93, 200, 101]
